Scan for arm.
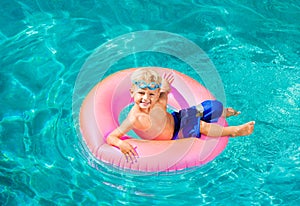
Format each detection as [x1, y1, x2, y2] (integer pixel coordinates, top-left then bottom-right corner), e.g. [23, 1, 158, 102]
[106, 117, 139, 161]
[159, 72, 174, 101]
[160, 72, 174, 93]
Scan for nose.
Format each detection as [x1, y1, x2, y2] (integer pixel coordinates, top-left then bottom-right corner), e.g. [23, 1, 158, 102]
[142, 93, 149, 100]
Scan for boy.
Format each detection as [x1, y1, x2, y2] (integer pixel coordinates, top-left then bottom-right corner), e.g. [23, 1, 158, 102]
[107, 69, 255, 161]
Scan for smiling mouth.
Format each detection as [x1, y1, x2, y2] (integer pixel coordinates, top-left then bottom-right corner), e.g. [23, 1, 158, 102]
[140, 101, 150, 107]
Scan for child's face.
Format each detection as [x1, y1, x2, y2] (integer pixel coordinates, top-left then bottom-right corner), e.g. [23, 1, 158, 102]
[131, 87, 160, 110]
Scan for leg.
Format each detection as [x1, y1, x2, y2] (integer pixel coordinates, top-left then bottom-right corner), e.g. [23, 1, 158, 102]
[223, 108, 241, 118]
[200, 120, 255, 137]
[201, 100, 223, 123]
[201, 100, 241, 119]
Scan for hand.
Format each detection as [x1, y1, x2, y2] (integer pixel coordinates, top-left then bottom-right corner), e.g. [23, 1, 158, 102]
[118, 141, 139, 163]
[161, 72, 174, 93]
[163, 72, 175, 85]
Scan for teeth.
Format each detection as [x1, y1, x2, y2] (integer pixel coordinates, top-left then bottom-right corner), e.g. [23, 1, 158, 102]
[140, 102, 150, 107]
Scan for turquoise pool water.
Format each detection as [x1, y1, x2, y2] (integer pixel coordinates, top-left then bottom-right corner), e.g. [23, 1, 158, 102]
[1, 0, 299, 205]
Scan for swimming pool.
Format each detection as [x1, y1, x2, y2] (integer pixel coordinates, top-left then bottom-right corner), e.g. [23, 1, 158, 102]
[1, 0, 299, 205]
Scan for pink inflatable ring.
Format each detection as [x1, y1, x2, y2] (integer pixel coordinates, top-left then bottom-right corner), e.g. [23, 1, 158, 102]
[79, 68, 229, 172]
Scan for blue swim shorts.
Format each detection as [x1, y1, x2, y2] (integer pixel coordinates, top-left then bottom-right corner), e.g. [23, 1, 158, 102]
[171, 100, 223, 140]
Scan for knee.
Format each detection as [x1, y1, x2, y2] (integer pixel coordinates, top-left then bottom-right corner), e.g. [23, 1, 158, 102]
[211, 100, 223, 115]
[202, 100, 223, 110]
[200, 121, 209, 135]
[201, 100, 223, 120]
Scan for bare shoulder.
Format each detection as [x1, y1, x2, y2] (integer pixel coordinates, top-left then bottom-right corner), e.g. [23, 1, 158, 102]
[128, 106, 151, 130]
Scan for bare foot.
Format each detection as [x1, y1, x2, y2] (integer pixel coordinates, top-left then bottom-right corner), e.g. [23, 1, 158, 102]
[231, 121, 255, 137]
[225, 107, 241, 117]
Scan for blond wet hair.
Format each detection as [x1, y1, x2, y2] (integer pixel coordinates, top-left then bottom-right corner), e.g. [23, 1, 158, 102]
[130, 68, 162, 87]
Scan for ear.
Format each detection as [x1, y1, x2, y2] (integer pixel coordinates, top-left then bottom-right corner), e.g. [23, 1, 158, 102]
[129, 88, 134, 97]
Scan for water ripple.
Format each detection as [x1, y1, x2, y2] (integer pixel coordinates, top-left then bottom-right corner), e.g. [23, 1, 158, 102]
[1, 0, 300, 205]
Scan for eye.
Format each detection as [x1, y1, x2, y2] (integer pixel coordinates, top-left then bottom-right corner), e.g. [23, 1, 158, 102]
[138, 91, 145, 95]
[150, 93, 155, 96]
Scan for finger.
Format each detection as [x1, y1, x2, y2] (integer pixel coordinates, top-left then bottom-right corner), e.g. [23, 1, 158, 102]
[165, 72, 173, 79]
[168, 75, 174, 83]
[128, 151, 138, 163]
[128, 153, 136, 163]
[164, 73, 174, 84]
[167, 72, 174, 81]
[127, 147, 138, 162]
[124, 153, 135, 163]
[162, 72, 167, 79]
[124, 153, 130, 162]
[163, 72, 172, 80]
[124, 152, 135, 163]
[132, 146, 139, 158]
[124, 149, 138, 163]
